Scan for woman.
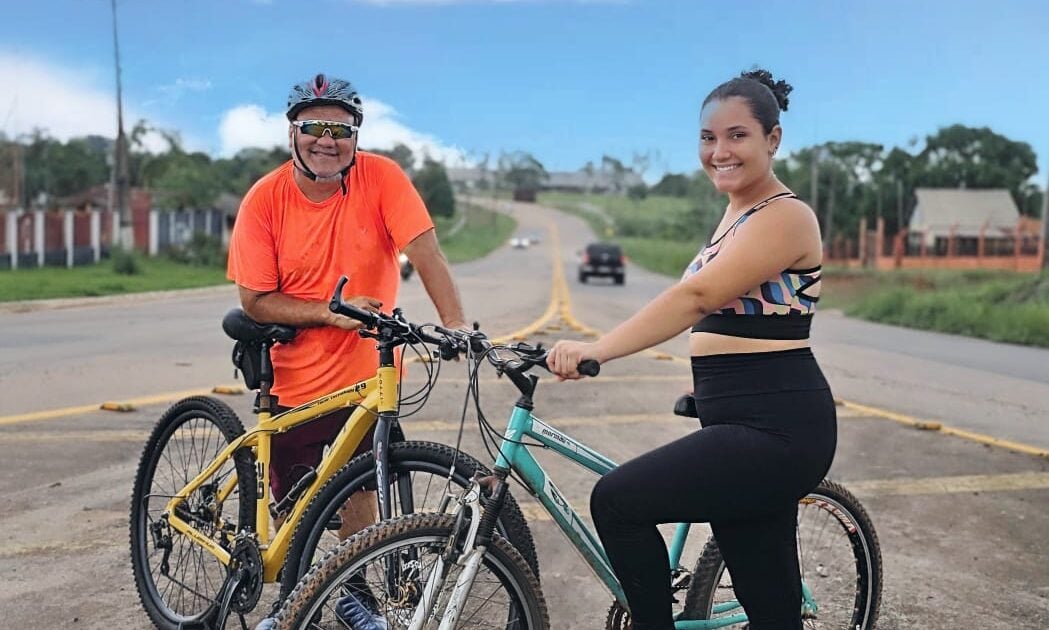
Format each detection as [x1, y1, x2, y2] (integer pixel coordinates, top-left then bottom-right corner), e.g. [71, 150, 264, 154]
[547, 69, 837, 630]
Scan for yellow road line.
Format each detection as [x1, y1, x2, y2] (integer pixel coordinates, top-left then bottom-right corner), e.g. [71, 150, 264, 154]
[0, 385, 243, 426]
[837, 400, 1049, 458]
[846, 471, 1049, 497]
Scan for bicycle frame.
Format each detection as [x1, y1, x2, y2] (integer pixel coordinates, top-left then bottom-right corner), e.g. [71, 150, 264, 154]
[162, 365, 400, 583]
[492, 403, 797, 629]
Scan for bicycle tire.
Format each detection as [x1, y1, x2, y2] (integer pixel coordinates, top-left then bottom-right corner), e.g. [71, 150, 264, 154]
[683, 478, 882, 629]
[129, 396, 257, 629]
[280, 441, 540, 601]
[274, 513, 549, 630]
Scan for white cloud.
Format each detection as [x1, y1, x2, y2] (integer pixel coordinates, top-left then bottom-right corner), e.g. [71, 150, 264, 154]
[218, 104, 288, 157]
[1, 50, 118, 141]
[218, 97, 469, 167]
[157, 77, 212, 99]
[0, 50, 205, 154]
[357, 98, 469, 167]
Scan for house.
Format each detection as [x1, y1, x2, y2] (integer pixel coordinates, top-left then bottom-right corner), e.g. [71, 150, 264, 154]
[908, 188, 1028, 255]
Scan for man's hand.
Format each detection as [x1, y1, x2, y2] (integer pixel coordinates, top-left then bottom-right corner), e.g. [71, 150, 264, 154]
[325, 296, 382, 331]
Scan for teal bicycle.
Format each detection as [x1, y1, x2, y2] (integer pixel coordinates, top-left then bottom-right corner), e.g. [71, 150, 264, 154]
[271, 318, 882, 629]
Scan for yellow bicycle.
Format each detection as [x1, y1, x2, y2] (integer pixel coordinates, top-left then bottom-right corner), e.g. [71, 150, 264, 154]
[129, 277, 538, 629]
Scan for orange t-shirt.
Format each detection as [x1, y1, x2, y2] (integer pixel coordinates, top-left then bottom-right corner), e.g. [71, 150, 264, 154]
[227, 153, 434, 406]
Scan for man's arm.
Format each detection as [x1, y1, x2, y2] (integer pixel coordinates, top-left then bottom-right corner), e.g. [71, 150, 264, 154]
[238, 286, 381, 331]
[403, 229, 467, 329]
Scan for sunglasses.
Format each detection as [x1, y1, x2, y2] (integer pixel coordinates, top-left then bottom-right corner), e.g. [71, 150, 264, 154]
[292, 120, 359, 140]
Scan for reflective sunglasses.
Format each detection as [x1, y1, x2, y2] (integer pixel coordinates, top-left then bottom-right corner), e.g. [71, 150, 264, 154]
[292, 120, 359, 140]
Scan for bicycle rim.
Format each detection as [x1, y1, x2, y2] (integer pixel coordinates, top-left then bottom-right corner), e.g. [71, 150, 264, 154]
[687, 482, 880, 629]
[281, 514, 546, 629]
[131, 399, 253, 626]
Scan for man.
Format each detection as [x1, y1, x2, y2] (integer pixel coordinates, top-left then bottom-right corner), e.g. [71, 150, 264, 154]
[227, 73, 466, 629]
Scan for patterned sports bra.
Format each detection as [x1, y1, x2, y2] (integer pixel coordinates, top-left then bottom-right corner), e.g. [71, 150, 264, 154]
[681, 191, 821, 340]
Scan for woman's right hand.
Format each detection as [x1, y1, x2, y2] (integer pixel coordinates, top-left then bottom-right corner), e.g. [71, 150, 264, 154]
[546, 339, 601, 381]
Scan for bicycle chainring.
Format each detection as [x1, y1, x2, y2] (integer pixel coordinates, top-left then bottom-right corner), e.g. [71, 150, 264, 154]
[229, 537, 264, 614]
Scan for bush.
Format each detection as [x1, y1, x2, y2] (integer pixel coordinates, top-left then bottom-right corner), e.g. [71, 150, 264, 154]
[413, 159, 456, 218]
[166, 233, 227, 267]
[111, 246, 143, 275]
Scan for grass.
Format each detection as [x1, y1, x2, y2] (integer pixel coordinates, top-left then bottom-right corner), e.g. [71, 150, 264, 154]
[434, 201, 517, 264]
[822, 268, 1049, 347]
[538, 191, 710, 276]
[0, 255, 229, 302]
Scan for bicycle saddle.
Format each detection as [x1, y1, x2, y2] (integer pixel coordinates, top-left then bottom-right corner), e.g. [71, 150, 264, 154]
[222, 308, 298, 344]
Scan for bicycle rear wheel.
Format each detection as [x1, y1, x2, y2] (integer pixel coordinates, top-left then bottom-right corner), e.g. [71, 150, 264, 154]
[274, 513, 549, 630]
[280, 441, 539, 601]
[683, 479, 882, 629]
[129, 396, 257, 629]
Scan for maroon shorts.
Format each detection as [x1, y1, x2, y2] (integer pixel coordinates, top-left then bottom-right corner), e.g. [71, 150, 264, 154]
[269, 405, 375, 502]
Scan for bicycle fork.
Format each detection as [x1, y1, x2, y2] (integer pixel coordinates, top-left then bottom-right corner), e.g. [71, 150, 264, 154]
[410, 472, 509, 629]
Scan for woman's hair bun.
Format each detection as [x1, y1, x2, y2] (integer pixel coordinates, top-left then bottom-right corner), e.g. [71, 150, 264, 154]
[740, 68, 792, 112]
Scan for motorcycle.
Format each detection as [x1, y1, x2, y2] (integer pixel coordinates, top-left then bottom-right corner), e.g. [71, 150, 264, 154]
[399, 252, 414, 280]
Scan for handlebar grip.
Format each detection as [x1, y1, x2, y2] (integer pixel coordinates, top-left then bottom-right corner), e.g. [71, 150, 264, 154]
[577, 360, 601, 377]
[328, 276, 378, 327]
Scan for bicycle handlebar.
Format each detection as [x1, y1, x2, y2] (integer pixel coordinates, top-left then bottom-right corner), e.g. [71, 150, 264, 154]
[327, 275, 600, 378]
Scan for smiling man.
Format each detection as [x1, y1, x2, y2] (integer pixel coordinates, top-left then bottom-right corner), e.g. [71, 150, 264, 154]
[226, 73, 466, 629]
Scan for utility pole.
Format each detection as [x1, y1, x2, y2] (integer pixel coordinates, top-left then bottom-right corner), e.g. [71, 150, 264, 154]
[1041, 170, 1049, 270]
[896, 177, 904, 233]
[111, 0, 132, 249]
[810, 147, 820, 221]
[12, 141, 24, 209]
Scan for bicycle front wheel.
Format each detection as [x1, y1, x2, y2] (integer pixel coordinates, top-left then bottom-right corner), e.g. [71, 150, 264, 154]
[280, 441, 540, 601]
[275, 513, 548, 630]
[129, 396, 257, 629]
[683, 479, 882, 629]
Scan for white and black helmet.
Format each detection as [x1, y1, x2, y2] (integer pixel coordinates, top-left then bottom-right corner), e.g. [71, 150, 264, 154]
[286, 73, 364, 125]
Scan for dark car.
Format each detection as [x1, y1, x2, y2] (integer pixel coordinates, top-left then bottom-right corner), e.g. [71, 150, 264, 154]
[578, 242, 625, 285]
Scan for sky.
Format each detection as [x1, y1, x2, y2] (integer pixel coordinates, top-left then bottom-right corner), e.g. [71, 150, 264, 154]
[2, 0, 1048, 184]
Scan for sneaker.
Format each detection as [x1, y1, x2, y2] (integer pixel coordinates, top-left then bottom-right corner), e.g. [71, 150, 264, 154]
[335, 591, 389, 630]
[254, 617, 276, 630]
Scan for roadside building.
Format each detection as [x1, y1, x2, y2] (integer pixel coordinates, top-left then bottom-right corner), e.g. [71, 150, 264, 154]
[908, 188, 1031, 256]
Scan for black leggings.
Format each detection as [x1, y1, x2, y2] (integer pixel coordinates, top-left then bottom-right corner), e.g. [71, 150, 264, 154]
[590, 348, 837, 630]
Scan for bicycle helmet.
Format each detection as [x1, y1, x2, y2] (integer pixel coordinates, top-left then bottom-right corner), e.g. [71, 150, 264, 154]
[286, 73, 364, 193]
[286, 73, 364, 124]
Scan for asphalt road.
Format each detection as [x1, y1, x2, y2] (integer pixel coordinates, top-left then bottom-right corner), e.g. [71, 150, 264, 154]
[0, 201, 1046, 629]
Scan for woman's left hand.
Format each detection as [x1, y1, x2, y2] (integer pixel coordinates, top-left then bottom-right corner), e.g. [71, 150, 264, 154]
[546, 340, 600, 381]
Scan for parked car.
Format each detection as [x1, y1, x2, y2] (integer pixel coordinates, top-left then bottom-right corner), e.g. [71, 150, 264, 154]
[399, 252, 414, 280]
[578, 242, 625, 285]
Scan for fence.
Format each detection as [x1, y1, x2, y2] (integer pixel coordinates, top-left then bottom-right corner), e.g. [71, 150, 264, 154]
[1, 201, 229, 270]
[827, 217, 1045, 273]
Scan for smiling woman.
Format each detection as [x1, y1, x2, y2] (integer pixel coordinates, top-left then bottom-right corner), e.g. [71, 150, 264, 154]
[544, 68, 841, 630]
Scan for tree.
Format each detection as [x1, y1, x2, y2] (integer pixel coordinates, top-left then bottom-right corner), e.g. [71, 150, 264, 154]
[500, 151, 548, 193]
[601, 155, 629, 193]
[20, 130, 110, 203]
[370, 143, 416, 174]
[412, 159, 455, 218]
[151, 152, 222, 209]
[912, 125, 1039, 214]
[651, 173, 691, 197]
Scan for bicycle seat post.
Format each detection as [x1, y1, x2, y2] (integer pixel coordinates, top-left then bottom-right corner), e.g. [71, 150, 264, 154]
[256, 342, 277, 420]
